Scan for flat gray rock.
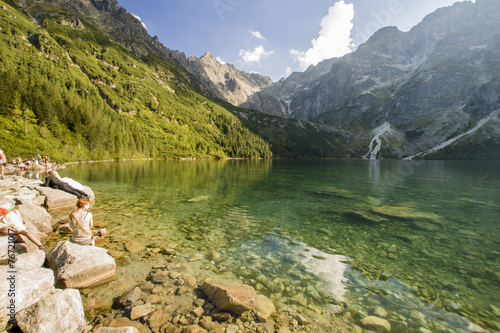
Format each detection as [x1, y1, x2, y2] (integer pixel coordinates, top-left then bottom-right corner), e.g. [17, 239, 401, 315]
[46, 241, 116, 289]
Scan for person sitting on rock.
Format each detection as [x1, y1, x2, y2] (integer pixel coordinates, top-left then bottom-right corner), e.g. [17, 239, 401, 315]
[68, 197, 106, 246]
[0, 207, 47, 252]
[41, 171, 89, 199]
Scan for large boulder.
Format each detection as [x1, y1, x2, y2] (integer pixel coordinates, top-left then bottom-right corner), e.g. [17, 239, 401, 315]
[201, 280, 256, 315]
[46, 241, 116, 289]
[0, 266, 55, 330]
[13, 200, 53, 234]
[16, 288, 86, 333]
[8, 187, 40, 203]
[35, 185, 94, 211]
[15, 249, 46, 268]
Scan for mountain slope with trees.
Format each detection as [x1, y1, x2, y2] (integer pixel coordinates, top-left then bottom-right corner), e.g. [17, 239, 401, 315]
[0, 0, 274, 161]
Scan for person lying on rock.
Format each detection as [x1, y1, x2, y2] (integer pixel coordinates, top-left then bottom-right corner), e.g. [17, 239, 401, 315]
[0, 207, 47, 252]
[53, 171, 85, 191]
[41, 171, 89, 199]
[68, 197, 106, 246]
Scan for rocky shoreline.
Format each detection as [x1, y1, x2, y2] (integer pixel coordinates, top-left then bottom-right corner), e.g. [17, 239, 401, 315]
[0, 175, 367, 333]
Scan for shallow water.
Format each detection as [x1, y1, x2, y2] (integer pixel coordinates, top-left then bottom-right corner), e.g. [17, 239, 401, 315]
[55, 159, 500, 332]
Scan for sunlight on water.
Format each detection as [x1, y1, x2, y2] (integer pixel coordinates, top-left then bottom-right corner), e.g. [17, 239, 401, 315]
[58, 159, 500, 332]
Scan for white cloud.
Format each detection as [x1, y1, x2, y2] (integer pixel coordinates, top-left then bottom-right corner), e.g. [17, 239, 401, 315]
[291, 1, 355, 70]
[131, 14, 147, 30]
[239, 45, 274, 64]
[250, 30, 266, 40]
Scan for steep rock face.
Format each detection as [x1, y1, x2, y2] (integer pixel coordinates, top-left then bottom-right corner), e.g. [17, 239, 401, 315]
[181, 52, 273, 107]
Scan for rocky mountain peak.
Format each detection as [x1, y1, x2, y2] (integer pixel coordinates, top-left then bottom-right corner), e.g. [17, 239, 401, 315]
[198, 51, 223, 67]
[183, 52, 273, 106]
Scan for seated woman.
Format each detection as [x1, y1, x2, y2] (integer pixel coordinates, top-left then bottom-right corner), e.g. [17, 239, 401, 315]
[41, 171, 89, 199]
[0, 207, 47, 252]
[68, 198, 105, 246]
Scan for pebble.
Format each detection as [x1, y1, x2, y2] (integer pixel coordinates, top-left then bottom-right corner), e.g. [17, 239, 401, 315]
[226, 324, 239, 333]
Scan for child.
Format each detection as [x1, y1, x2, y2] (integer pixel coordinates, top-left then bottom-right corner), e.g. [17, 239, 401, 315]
[68, 198, 106, 246]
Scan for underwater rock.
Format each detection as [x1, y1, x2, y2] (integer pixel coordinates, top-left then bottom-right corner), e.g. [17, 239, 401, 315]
[119, 287, 146, 307]
[101, 317, 150, 333]
[253, 295, 276, 319]
[359, 316, 391, 332]
[150, 270, 169, 284]
[146, 310, 171, 332]
[183, 325, 208, 333]
[94, 328, 139, 333]
[130, 303, 155, 320]
[290, 294, 308, 307]
[315, 189, 353, 200]
[386, 245, 397, 254]
[188, 253, 204, 262]
[201, 279, 256, 315]
[344, 211, 389, 224]
[374, 306, 388, 318]
[125, 241, 144, 254]
[187, 195, 210, 203]
[370, 206, 440, 222]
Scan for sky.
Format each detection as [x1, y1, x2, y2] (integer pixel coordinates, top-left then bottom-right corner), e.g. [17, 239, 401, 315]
[116, 0, 476, 82]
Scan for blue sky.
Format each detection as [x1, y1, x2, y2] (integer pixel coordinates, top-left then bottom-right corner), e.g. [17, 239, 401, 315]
[116, 0, 475, 82]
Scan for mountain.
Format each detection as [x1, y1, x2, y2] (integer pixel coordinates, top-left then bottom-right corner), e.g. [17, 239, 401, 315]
[2, 0, 498, 161]
[0, 0, 355, 161]
[194, 0, 500, 159]
[172, 51, 274, 108]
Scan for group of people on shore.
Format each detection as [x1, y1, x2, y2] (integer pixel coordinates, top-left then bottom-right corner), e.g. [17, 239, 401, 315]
[0, 148, 61, 180]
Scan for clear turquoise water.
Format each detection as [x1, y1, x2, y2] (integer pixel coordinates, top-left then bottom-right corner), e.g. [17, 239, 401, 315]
[59, 159, 500, 332]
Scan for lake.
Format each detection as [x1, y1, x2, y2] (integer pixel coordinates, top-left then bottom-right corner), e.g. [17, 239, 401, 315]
[56, 159, 500, 332]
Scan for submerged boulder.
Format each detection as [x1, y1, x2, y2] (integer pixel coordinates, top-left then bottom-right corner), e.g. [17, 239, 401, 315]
[253, 295, 276, 319]
[94, 328, 140, 333]
[370, 205, 440, 222]
[201, 279, 256, 315]
[46, 241, 116, 289]
[359, 316, 391, 333]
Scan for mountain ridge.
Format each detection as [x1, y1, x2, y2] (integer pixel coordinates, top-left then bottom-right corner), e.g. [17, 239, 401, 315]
[187, 0, 500, 159]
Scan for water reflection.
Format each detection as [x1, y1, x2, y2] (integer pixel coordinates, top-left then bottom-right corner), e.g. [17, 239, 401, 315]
[59, 159, 500, 332]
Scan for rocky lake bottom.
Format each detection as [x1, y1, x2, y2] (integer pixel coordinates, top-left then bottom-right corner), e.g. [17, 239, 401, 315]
[42, 159, 500, 332]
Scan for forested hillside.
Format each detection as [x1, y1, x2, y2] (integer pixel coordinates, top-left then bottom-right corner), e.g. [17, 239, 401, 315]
[0, 1, 272, 161]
